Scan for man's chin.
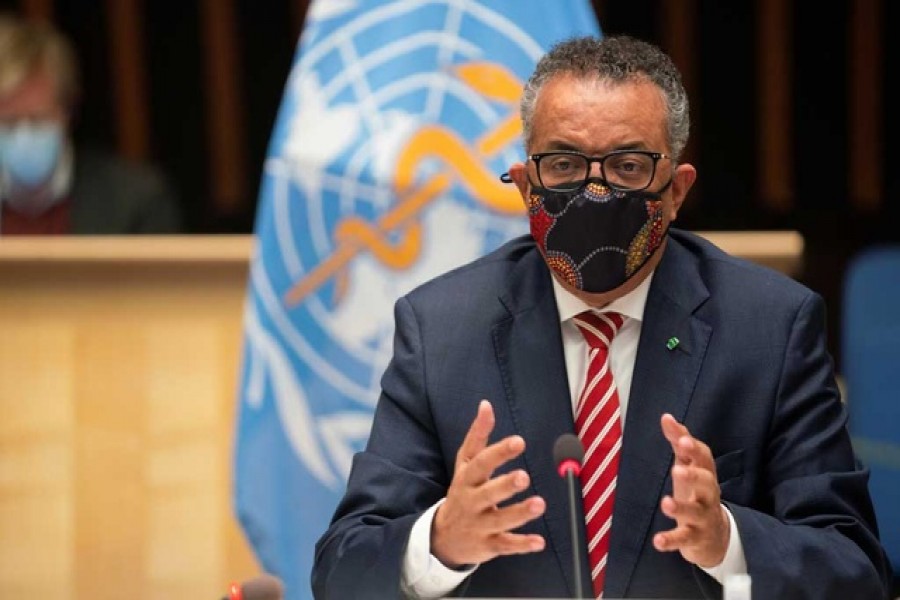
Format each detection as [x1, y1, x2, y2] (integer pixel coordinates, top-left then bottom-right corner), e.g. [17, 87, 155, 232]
[3, 187, 58, 217]
[552, 274, 628, 308]
[543, 237, 668, 308]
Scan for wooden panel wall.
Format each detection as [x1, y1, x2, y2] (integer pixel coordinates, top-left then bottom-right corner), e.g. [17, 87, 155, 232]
[0, 246, 259, 599]
[105, 0, 149, 162]
[757, 0, 793, 213]
[849, 0, 883, 211]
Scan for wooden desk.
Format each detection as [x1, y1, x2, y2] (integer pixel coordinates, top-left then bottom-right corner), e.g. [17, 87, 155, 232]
[0, 232, 802, 599]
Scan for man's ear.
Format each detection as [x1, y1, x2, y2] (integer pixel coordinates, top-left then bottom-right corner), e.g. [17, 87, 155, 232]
[506, 162, 530, 199]
[668, 163, 697, 220]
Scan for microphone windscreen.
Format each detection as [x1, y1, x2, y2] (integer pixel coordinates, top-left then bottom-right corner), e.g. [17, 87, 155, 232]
[243, 574, 285, 600]
[553, 433, 584, 466]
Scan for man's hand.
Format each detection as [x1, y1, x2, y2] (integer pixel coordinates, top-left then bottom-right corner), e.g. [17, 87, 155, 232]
[431, 400, 547, 568]
[653, 413, 730, 568]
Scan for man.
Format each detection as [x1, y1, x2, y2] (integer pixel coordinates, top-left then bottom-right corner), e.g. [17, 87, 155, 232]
[0, 14, 181, 234]
[312, 35, 892, 599]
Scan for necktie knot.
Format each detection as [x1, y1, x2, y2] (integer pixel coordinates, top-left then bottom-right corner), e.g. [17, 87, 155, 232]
[573, 310, 625, 351]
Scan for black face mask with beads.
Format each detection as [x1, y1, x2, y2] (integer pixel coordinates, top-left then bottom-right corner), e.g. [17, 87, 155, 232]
[526, 177, 672, 294]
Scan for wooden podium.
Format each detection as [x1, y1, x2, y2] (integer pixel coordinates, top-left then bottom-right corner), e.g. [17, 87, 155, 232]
[0, 232, 802, 599]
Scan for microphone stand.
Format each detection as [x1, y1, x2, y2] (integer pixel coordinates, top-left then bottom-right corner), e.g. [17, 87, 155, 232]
[564, 467, 584, 600]
[555, 434, 587, 599]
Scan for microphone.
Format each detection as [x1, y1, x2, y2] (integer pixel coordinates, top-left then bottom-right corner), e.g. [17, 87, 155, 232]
[554, 433, 586, 599]
[222, 574, 284, 600]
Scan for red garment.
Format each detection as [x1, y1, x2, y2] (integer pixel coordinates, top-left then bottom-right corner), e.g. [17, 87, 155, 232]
[1, 199, 72, 234]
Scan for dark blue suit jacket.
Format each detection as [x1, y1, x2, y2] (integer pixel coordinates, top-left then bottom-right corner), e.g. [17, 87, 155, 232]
[313, 230, 892, 599]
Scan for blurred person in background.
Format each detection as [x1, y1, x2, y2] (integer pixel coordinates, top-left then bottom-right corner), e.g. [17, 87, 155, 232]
[0, 13, 181, 234]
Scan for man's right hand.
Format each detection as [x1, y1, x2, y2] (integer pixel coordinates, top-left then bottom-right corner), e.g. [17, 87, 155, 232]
[431, 400, 547, 568]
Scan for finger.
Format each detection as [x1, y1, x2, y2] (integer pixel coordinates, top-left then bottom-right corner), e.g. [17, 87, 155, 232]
[660, 413, 691, 461]
[653, 525, 697, 552]
[660, 494, 706, 524]
[662, 416, 715, 471]
[463, 435, 526, 486]
[486, 532, 546, 557]
[671, 465, 718, 506]
[456, 400, 495, 469]
[475, 469, 531, 510]
[672, 465, 719, 504]
[483, 495, 546, 534]
[675, 434, 716, 472]
[670, 462, 690, 502]
[660, 413, 688, 443]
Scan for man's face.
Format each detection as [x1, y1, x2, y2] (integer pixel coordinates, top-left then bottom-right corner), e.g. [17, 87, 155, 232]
[0, 68, 68, 127]
[0, 68, 69, 207]
[508, 73, 696, 307]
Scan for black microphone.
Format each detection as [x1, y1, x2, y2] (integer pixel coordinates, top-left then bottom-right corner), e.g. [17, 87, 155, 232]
[221, 573, 284, 600]
[554, 433, 586, 599]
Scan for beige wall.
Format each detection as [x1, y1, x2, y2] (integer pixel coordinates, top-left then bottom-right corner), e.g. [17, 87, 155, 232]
[0, 237, 259, 600]
[0, 233, 801, 599]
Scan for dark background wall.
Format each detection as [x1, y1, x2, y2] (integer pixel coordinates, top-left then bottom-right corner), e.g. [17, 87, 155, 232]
[2, 0, 897, 370]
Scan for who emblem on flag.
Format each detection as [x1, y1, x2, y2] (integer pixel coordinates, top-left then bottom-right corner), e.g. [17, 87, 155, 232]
[234, 1, 600, 597]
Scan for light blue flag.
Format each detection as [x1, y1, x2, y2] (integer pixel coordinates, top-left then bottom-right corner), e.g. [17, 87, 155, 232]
[234, 2, 600, 598]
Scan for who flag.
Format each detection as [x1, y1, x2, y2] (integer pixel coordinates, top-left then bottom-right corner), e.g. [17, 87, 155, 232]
[234, 1, 600, 598]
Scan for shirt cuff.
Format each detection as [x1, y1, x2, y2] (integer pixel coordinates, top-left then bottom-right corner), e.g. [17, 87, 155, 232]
[700, 504, 748, 584]
[401, 499, 478, 599]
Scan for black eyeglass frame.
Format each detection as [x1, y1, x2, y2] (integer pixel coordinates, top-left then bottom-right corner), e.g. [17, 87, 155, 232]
[529, 149, 672, 192]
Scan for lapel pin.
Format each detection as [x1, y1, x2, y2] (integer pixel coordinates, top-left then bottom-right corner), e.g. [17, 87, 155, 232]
[666, 337, 680, 351]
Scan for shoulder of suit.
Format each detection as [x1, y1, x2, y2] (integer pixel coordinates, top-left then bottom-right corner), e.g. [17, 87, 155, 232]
[669, 228, 815, 302]
[72, 147, 171, 196]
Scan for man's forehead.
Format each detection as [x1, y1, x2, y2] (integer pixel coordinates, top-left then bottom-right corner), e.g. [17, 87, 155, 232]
[528, 77, 668, 152]
[542, 70, 651, 91]
[0, 68, 63, 120]
[531, 74, 662, 117]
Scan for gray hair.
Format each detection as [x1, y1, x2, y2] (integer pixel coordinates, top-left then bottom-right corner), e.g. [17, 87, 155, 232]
[0, 13, 81, 110]
[521, 35, 690, 160]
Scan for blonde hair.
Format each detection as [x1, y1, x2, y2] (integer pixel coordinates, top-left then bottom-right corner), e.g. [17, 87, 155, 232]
[0, 14, 80, 109]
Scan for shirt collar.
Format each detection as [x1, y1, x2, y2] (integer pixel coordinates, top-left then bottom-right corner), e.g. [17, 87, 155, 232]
[551, 271, 654, 324]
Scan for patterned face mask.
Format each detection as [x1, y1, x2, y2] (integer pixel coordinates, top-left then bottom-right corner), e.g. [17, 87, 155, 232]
[527, 178, 671, 293]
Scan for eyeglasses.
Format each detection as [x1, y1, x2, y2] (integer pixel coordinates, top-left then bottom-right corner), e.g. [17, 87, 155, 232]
[530, 150, 671, 192]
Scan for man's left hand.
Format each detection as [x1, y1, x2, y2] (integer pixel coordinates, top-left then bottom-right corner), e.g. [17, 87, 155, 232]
[653, 413, 730, 568]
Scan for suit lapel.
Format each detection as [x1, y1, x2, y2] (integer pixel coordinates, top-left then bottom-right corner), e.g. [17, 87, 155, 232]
[603, 236, 713, 598]
[492, 249, 591, 597]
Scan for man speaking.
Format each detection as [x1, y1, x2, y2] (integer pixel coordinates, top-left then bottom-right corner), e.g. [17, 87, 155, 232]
[312, 35, 892, 599]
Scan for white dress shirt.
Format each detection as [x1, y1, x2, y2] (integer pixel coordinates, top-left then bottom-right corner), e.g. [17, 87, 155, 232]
[401, 273, 746, 599]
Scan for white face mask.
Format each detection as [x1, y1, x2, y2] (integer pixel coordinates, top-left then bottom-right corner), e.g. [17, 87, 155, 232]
[0, 121, 69, 215]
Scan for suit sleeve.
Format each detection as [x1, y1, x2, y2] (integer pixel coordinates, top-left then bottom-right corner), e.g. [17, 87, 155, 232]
[725, 292, 893, 599]
[311, 296, 452, 599]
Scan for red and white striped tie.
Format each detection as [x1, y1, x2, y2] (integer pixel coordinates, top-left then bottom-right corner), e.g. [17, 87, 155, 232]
[572, 310, 626, 598]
